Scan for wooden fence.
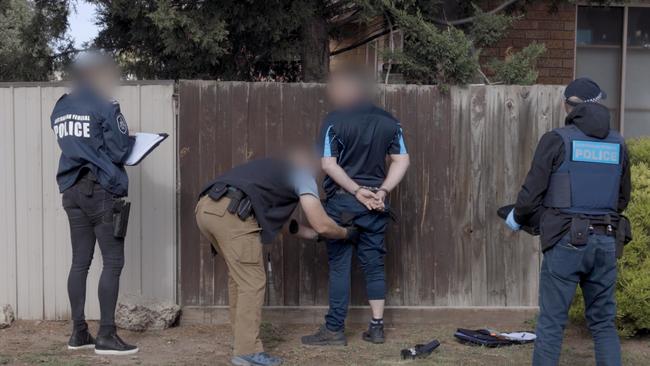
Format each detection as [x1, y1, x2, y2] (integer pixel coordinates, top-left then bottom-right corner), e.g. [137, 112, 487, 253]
[178, 81, 567, 312]
[0, 82, 177, 320]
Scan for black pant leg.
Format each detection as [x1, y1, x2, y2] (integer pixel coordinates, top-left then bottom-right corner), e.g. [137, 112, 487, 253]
[63, 188, 97, 332]
[91, 188, 125, 336]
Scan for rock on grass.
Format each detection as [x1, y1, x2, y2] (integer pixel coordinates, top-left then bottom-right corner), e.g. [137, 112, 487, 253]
[115, 295, 180, 331]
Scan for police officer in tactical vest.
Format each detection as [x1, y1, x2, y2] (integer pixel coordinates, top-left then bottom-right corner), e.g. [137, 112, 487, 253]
[51, 52, 138, 355]
[196, 148, 358, 366]
[505, 78, 631, 366]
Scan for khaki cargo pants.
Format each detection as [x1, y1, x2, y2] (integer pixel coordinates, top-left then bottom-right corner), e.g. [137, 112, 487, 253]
[195, 195, 266, 356]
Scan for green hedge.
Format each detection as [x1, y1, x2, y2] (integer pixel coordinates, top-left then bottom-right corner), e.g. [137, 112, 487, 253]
[569, 138, 650, 336]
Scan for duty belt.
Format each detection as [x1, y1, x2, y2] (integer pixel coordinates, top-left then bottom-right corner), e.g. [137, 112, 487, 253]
[207, 184, 254, 220]
[589, 224, 614, 236]
[225, 187, 254, 220]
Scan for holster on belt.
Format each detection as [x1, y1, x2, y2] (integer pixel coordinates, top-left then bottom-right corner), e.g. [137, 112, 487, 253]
[208, 184, 253, 221]
[227, 188, 245, 214]
[568, 213, 632, 258]
[112, 199, 131, 239]
[615, 215, 633, 259]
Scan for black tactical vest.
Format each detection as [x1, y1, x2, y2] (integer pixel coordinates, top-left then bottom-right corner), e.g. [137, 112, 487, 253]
[544, 125, 624, 215]
[200, 158, 299, 244]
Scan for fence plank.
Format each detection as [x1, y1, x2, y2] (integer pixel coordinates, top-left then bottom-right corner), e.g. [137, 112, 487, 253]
[41, 86, 71, 319]
[117, 85, 144, 301]
[468, 86, 489, 306]
[448, 86, 474, 306]
[264, 84, 286, 306]
[211, 82, 234, 305]
[140, 84, 177, 301]
[14, 87, 44, 319]
[484, 86, 507, 306]
[383, 86, 406, 306]
[179, 81, 203, 306]
[0, 87, 17, 312]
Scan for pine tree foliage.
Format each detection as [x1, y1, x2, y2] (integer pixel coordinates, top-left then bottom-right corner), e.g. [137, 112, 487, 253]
[0, 0, 73, 81]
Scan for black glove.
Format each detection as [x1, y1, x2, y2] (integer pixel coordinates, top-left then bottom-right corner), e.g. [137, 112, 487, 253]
[345, 226, 360, 244]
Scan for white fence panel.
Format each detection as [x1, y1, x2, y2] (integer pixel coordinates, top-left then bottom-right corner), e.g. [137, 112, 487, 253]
[0, 82, 177, 320]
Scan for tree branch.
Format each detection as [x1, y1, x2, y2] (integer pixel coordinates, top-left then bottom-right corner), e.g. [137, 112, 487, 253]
[330, 0, 522, 56]
[431, 0, 522, 26]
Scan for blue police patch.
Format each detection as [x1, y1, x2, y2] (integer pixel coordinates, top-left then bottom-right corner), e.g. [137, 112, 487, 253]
[116, 114, 128, 135]
[572, 140, 620, 164]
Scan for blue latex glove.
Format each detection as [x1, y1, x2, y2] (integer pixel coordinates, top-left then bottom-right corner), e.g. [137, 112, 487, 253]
[505, 209, 521, 231]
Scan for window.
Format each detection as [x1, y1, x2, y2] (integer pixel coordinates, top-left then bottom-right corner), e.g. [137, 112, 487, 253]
[576, 5, 650, 137]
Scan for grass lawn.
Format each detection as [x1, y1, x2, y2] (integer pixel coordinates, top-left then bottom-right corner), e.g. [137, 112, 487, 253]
[0, 320, 648, 365]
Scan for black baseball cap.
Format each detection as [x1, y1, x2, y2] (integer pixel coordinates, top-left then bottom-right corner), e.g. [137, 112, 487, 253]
[564, 77, 607, 106]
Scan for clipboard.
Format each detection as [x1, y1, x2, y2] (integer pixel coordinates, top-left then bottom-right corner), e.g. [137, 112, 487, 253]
[125, 132, 169, 166]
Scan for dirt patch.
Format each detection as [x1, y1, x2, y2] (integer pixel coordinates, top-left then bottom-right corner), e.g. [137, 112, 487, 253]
[0, 320, 648, 365]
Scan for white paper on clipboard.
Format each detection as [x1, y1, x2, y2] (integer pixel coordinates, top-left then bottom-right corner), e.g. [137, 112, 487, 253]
[124, 132, 169, 166]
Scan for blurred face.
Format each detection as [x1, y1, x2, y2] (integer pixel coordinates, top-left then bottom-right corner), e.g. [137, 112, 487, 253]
[326, 73, 367, 109]
[77, 63, 120, 97]
[287, 147, 319, 176]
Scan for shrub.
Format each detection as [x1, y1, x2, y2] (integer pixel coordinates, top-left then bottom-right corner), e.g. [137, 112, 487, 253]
[469, 6, 516, 48]
[387, 7, 479, 85]
[569, 138, 650, 337]
[488, 42, 546, 85]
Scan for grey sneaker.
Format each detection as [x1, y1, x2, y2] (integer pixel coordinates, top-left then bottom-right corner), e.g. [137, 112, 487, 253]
[301, 324, 347, 346]
[362, 323, 385, 344]
[231, 352, 283, 366]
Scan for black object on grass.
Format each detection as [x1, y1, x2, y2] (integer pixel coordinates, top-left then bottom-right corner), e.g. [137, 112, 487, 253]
[400, 339, 440, 360]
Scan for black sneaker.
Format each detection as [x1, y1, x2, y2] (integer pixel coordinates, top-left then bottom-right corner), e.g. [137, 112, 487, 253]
[67, 328, 95, 350]
[362, 323, 385, 344]
[94, 333, 139, 356]
[301, 325, 347, 346]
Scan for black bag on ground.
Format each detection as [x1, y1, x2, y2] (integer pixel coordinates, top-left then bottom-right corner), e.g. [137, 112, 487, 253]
[454, 329, 517, 348]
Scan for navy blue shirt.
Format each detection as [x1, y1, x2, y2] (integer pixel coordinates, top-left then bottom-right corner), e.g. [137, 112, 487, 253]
[319, 102, 407, 198]
[50, 85, 133, 196]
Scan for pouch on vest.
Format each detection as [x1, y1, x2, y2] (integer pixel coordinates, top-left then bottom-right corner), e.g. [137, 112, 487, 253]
[570, 216, 590, 245]
[208, 182, 228, 201]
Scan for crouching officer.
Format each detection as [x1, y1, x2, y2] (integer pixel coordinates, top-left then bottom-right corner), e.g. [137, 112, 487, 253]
[51, 51, 138, 355]
[505, 78, 631, 366]
[195, 148, 358, 366]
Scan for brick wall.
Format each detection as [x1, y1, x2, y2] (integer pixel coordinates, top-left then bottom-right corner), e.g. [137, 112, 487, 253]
[480, 1, 576, 85]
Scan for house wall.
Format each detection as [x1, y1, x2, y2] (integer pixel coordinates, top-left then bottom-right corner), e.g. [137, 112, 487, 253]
[0, 82, 177, 320]
[480, 1, 577, 85]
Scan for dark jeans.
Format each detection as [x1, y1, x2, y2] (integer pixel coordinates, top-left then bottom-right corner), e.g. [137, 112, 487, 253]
[324, 192, 388, 332]
[533, 234, 620, 366]
[62, 177, 125, 336]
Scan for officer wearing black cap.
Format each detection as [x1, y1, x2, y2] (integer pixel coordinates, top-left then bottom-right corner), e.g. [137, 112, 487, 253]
[505, 77, 630, 366]
[50, 51, 138, 355]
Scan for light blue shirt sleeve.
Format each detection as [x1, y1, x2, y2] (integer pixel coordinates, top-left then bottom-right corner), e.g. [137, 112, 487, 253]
[291, 168, 320, 198]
